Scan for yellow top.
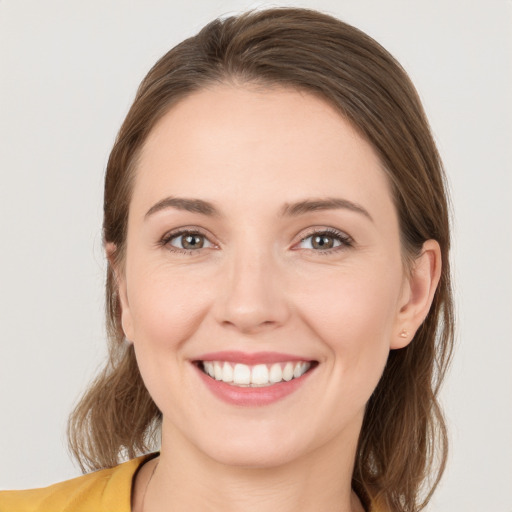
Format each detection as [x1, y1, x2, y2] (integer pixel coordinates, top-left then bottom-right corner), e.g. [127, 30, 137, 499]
[1, 454, 385, 512]
[0, 454, 154, 512]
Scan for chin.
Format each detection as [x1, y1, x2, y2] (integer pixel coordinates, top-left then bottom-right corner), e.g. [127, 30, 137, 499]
[196, 414, 342, 471]
[202, 439, 301, 469]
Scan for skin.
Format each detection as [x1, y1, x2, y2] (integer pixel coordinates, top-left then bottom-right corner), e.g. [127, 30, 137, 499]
[111, 84, 441, 512]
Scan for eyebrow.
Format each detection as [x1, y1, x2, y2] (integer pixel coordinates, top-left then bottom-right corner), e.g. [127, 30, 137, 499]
[281, 197, 373, 221]
[145, 197, 219, 218]
[145, 196, 373, 222]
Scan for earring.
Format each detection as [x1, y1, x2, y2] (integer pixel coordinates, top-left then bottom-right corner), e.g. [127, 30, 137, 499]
[399, 329, 408, 338]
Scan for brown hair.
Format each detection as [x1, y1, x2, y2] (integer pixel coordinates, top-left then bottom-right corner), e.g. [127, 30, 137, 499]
[68, 8, 454, 511]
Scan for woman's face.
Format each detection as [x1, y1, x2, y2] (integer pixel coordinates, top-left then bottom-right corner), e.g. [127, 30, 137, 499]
[117, 84, 413, 468]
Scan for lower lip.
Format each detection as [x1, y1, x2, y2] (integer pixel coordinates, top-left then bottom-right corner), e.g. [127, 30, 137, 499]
[194, 364, 315, 407]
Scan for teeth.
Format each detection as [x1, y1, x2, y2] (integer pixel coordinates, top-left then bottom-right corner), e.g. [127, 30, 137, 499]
[294, 362, 308, 379]
[201, 360, 312, 387]
[284, 362, 294, 381]
[269, 363, 282, 383]
[222, 362, 233, 383]
[204, 361, 215, 378]
[214, 362, 223, 380]
[233, 363, 251, 385]
[251, 364, 269, 385]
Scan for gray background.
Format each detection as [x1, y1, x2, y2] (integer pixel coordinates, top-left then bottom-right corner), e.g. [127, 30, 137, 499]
[1, 1, 511, 510]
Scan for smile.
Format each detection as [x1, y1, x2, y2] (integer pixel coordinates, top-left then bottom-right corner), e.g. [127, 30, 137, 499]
[193, 351, 318, 406]
[199, 361, 312, 387]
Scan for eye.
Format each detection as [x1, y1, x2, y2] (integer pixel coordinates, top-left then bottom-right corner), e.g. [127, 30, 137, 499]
[296, 228, 353, 253]
[161, 229, 214, 254]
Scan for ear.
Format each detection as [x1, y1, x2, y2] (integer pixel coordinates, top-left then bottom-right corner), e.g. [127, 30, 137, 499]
[105, 242, 135, 342]
[391, 239, 442, 349]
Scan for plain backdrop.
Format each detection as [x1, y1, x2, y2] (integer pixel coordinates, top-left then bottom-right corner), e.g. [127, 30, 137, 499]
[1, 1, 511, 510]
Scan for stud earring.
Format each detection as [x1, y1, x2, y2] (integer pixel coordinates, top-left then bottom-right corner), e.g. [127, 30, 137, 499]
[399, 329, 408, 338]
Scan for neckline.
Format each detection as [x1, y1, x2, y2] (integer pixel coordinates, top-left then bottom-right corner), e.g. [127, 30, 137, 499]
[130, 452, 160, 511]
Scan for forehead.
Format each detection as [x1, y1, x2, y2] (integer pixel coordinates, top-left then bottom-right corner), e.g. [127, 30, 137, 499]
[133, 84, 393, 218]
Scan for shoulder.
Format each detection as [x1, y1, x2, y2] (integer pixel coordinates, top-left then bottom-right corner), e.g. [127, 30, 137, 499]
[0, 454, 155, 512]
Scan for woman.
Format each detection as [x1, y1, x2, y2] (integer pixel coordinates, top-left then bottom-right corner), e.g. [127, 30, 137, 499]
[0, 7, 454, 512]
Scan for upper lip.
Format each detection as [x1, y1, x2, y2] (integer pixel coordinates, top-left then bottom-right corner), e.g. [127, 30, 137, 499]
[194, 351, 316, 365]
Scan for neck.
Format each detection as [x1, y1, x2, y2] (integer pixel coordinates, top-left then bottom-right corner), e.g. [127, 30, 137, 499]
[142, 419, 364, 512]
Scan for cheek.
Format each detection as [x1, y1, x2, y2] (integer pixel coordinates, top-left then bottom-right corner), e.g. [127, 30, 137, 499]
[294, 264, 401, 391]
[124, 265, 214, 415]
[126, 265, 210, 348]
[298, 263, 400, 342]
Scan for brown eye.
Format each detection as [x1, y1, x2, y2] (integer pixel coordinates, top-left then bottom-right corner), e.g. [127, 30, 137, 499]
[310, 234, 336, 250]
[180, 234, 205, 250]
[297, 228, 353, 253]
[164, 230, 214, 252]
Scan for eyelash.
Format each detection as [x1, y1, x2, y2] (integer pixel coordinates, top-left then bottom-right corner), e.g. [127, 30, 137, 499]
[159, 228, 214, 255]
[159, 227, 354, 256]
[298, 227, 353, 255]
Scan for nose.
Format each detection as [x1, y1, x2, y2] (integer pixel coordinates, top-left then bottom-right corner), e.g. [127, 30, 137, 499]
[212, 245, 291, 335]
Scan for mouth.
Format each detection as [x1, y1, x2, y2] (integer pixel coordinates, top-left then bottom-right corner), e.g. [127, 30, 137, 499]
[194, 360, 318, 388]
